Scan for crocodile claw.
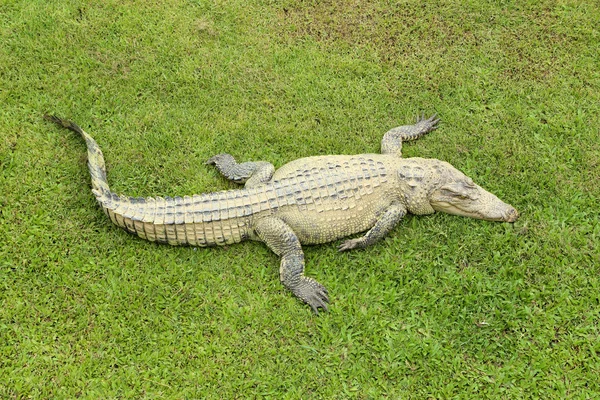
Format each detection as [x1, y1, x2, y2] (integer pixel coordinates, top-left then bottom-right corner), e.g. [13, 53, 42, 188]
[205, 153, 229, 165]
[415, 113, 440, 134]
[294, 277, 329, 314]
[338, 237, 365, 252]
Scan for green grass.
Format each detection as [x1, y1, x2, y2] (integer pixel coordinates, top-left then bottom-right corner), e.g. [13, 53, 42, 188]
[1, 0, 599, 397]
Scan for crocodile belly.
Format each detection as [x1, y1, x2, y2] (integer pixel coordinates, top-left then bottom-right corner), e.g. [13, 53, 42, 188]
[278, 203, 380, 245]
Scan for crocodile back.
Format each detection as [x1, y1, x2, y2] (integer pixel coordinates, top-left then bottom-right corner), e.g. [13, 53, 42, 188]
[268, 154, 396, 244]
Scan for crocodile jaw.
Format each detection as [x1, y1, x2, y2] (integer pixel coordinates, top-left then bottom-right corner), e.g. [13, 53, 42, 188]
[429, 182, 519, 222]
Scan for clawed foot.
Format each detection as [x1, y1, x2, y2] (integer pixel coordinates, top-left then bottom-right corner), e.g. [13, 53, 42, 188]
[414, 113, 440, 134]
[338, 237, 366, 252]
[293, 277, 329, 314]
[205, 153, 234, 166]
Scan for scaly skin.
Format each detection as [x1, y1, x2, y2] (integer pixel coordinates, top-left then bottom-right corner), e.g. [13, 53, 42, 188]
[45, 114, 518, 313]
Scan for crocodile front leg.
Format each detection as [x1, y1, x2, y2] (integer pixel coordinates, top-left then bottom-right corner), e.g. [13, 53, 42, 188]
[254, 216, 329, 313]
[338, 203, 407, 251]
[206, 153, 275, 187]
[381, 114, 440, 156]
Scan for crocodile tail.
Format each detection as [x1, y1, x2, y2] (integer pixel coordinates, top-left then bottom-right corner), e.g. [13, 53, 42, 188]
[44, 115, 110, 197]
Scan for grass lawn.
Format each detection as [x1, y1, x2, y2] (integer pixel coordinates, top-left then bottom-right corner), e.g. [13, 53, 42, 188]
[1, 0, 599, 397]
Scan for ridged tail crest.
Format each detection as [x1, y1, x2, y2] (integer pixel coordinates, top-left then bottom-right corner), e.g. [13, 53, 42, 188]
[44, 115, 110, 196]
[45, 115, 252, 247]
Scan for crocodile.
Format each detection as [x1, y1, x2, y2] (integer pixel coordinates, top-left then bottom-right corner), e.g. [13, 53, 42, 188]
[45, 114, 518, 313]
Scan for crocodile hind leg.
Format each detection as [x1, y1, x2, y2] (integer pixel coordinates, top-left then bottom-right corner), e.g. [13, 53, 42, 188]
[206, 153, 275, 187]
[381, 114, 440, 156]
[254, 217, 329, 313]
[338, 203, 407, 251]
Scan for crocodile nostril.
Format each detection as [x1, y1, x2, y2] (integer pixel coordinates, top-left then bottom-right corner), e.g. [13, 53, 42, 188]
[505, 208, 519, 222]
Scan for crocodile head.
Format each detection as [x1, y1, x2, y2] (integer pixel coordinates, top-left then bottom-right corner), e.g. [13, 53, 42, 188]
[428, 170, 519, 222]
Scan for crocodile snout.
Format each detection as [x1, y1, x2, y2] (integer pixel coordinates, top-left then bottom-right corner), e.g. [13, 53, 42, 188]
[504, 207, 519, 223]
